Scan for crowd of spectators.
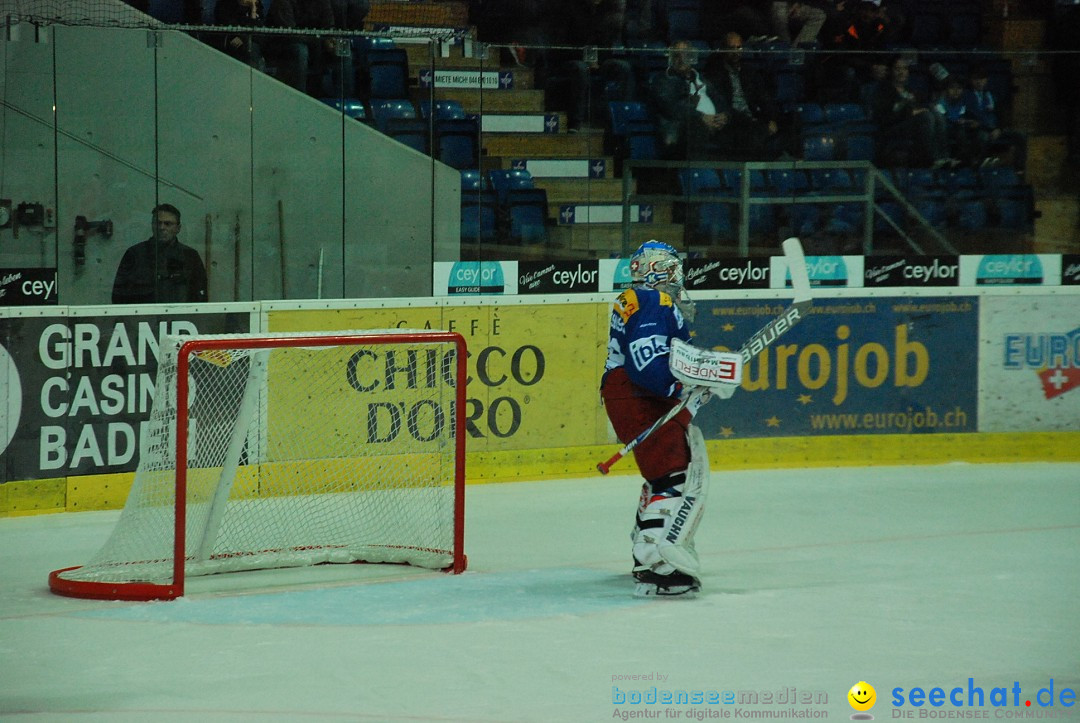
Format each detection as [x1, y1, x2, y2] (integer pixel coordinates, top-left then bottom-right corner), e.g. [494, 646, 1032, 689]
[469, 0, 1030, 173]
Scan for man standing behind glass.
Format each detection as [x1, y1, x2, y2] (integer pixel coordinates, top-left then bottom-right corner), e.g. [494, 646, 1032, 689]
[112, 204, 208, 304]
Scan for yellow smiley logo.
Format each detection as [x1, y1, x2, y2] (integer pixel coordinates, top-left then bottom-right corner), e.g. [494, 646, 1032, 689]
[848, 681, 876, 711]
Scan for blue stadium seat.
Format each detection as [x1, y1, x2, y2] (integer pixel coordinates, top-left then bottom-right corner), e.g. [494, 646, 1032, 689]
[460, 190, 498, 244]
[767, 168, 810, 196]
[721, 168, 768, 194]
[364, 49, 410, 100]
[954, 199, 989, 231]
[488, 169, 535, 205]
[435, 118, 480, 170]
[608, 101, 652, 136]
[320, 98, 368, 123]
[386, 119, 429, 153]
[874, 201, 905, 234]
[677, 169, 733, 241]
[421, 100, 466, 121]
[903, 168, 945, 195]
[789, 203, 822, 237]
[369, 99, 418, 133]
[802, 133, 838, 161]
[913, 198, 947, 230]
[354, 36, 395, 60]
[993, 191, 1035, 231]
[844, 133, 876, 161]
[367, 100, 429, 152]
[808, 168, 853, 192]
[940, 167, 979, 196]
[746, 204, 778, 236]
[608, 101, 660, 160]
[505, 188, 549, 245]
[774, 70, 806, 105]
[823, 103, 869, 126]
[791, 103, 827, 130]
[979, 166, 1023, 196]
[460, 169, 484, 192]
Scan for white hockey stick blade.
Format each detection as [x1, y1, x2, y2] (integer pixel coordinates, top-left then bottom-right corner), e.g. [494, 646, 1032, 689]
[782, 237, 812, 303]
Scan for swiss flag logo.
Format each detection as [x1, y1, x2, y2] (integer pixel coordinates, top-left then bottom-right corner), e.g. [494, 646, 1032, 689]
[1039, 366, 1080, 400]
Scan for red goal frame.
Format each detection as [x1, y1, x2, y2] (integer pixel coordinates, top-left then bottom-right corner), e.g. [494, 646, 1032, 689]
[49, 331, 468, 601]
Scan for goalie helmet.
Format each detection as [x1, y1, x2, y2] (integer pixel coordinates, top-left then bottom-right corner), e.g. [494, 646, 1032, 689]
[630, 241, 684, 292]
[630, 241, 695, 321]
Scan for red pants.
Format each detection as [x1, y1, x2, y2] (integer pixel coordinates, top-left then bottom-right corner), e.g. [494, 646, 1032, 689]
[600, 367, 691, 482]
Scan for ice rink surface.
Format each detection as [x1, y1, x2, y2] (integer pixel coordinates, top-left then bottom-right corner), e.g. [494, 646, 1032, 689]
[2, 462, 1078, 722]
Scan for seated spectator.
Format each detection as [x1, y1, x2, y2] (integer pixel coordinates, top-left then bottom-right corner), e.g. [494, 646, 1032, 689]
[624, 0, 668, 47]
[964, 64, 1028, 172]
[700, 2, 771, 46]
[819, 0, 892, 102]
[214, 0, 266, 71]
[702, 31, 797, 161]
[330, 0, 369, 30]
[934, 76, 984, 167]
[265, 0, 353, 97]
[770, 2, 827, 46]
[648, 41, 733, 160]
[871, 56, 955, 168]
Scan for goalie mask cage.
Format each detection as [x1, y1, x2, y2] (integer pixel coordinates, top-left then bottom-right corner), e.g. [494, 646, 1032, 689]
[49, 330, 467, 601]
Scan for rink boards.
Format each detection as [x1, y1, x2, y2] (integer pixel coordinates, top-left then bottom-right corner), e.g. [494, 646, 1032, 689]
[1, 284, 1078, 515]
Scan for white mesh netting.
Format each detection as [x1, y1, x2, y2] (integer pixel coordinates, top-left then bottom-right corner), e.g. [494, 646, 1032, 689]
[56, 330, 463, 587]
[2, 0, 469, 36]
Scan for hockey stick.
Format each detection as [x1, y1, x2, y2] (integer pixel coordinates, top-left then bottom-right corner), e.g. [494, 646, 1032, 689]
[597, 237, 813, 475]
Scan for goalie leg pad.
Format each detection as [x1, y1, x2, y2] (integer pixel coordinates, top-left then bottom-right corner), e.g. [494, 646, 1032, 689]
[631, 425, 710, 578]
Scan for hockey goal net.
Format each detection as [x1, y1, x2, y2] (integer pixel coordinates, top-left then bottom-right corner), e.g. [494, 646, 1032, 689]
[49, 330, 467, 601]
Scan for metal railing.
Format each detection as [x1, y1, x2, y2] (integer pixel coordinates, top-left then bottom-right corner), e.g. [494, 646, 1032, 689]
[621, 160, 956, 258]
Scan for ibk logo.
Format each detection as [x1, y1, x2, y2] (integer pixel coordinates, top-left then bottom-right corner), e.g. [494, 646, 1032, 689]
[629, 335, 669, 371]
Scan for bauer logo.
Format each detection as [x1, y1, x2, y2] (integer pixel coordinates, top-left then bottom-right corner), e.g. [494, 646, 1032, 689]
[518, 261, 599, 294]
[976, 254, 1043, 285]
[1062, 255, 1080, 286]
[864, 255, 959, 287]
[448, 261, 505, 295]
[802, 255, 848, 287]
[684, 258, 769, 290]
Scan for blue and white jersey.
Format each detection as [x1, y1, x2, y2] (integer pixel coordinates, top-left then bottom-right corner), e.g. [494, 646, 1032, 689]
[603, 286, 691, 398]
